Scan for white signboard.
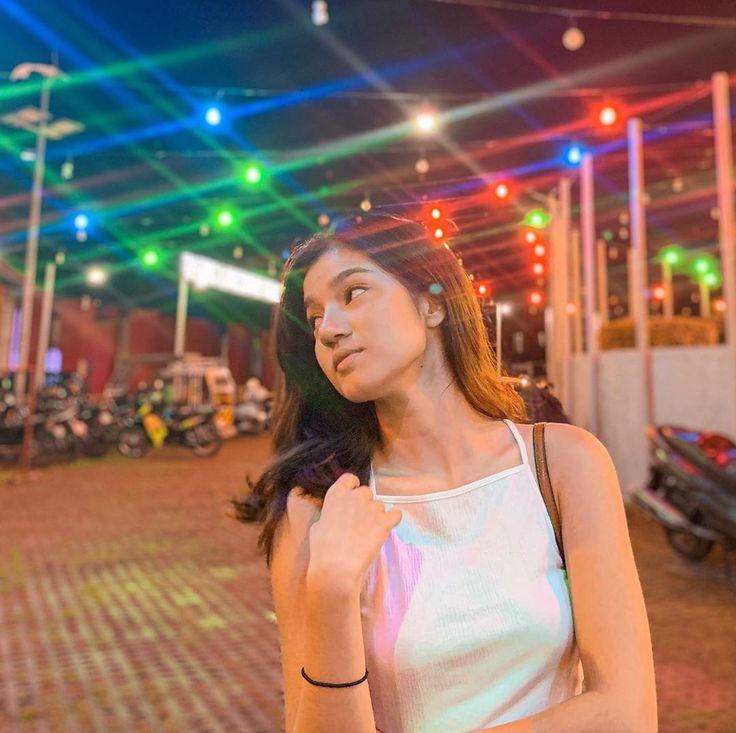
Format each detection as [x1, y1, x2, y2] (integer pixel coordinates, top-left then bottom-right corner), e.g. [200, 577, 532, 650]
[180, 252, 281, 304]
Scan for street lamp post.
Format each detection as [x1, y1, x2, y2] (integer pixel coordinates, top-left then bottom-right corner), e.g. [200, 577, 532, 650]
[2, 62, 83, 401]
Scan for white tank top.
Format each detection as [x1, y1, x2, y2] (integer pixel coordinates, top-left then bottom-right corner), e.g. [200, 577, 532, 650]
[360, 419, 584, 732]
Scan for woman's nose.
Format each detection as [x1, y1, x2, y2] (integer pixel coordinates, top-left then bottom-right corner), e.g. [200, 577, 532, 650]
[316, 310, 351, 344]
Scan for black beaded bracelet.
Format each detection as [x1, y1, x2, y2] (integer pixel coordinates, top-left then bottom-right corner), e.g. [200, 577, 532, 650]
[301, 666, 368, 688]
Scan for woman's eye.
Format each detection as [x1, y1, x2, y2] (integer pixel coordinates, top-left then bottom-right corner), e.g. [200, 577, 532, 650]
[308, 286, 366, 330]
[345, 285, 366, 303]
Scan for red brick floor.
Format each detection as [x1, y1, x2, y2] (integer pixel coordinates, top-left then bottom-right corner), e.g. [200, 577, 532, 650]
[0, 434, 734, 732]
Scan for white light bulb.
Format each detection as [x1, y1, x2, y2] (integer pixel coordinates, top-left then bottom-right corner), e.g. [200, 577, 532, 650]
[415, 112, 437, 134]
[562, 25, 585, 51]
[415, 157, 430, 175]
[312, 0, 329, 26]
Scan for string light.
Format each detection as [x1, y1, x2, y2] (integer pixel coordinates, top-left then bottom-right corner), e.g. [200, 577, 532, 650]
[61, 158, 74, 180]
[312, 0, 329, 26]
[415, 155, 430, 174]
[562, 21, 585, 51]
[425, 1, 736, 30]
[217, 210, 234, 227]
[599, 105, 618, 126]
[493, 182, 510, 200]
[564, 144, 583, 166]
[414, 107, 440, 135]
[205, 106, 222, 126]
[85, 266, 108, 287]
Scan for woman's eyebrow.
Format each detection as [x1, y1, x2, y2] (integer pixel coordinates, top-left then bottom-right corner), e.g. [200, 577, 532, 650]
[304, 266, 374, 308]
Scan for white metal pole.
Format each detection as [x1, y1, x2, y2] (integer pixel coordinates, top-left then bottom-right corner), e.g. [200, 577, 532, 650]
[627, 248, 637, 318]
[628, 117, 655, 428]
[571, 226, 583, 352]
[15, 79, 50, 401]
[581, 153, 599, 435]
[495, 303, 503, 375]
[546, 192, 559, 391]
[557, 178, 572, 409]
[712, 71, 736, 435]
[174, 271, 188, 358]
[597, 239, 609, 325]
[34, 262, 55, 389]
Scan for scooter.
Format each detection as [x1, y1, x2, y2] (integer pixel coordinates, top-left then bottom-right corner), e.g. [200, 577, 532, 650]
[117, 400, 222, 458]
[633, 424, 736, 578]
[233, 397, 272, 434]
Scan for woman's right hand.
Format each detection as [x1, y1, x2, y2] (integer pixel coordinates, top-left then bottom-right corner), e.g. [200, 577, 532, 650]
[306, 472, 403, 594]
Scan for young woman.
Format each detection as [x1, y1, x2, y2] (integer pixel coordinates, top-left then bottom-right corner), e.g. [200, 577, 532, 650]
[233, 215, 657, 733]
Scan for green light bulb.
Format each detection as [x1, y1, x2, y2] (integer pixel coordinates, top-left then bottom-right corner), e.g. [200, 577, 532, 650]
[704, 272, 718, 287]
[524, 208, 550, 229]
[659, 245, 683, 267]
[244, 166, 263, 185]
[142, 249, 160, 267]
[217, 210, 234, 227]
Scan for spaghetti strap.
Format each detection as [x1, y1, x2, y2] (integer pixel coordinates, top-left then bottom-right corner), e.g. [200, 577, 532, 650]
[503, 419, 531, 468]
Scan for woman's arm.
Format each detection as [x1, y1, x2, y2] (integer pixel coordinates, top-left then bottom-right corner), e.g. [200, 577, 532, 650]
[271, 488, 380, 733]
[294, 573, 379, 733]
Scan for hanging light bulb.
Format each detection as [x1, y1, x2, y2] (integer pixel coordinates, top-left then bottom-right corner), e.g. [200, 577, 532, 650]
[562, 19, 585, 51]
[414, 106, 440, 135]
[415, 154, 430, 175]
[61, 158, 74, 180]
[360, 193, 372, 212]
[599, 105, 618, 127]
[312, 0, 329, 26]
[205, 106, 222, 126]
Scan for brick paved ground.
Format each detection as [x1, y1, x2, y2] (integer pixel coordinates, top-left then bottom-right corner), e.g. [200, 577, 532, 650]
[0, 434, 734, 732]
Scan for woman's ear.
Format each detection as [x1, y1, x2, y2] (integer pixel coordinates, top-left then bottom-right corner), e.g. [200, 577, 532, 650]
[420, 295, 446, 328]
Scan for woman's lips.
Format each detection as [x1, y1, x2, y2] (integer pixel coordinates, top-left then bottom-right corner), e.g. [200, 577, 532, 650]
[336, 350, 362, 372]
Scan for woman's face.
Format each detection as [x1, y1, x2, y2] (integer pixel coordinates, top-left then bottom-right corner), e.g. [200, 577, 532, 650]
[302, 246, 442, 403]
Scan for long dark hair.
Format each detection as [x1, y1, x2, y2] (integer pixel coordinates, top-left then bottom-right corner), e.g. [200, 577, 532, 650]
[231, 214, 527, 566]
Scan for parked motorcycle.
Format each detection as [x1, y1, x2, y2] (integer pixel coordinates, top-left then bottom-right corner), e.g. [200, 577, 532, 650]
[233, 377, 274, 434]
[117, 400, 222, 458]
[633, 424, 736, 576]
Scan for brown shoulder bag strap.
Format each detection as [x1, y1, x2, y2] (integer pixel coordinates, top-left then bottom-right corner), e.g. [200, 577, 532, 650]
[532, 422, 566, 569]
